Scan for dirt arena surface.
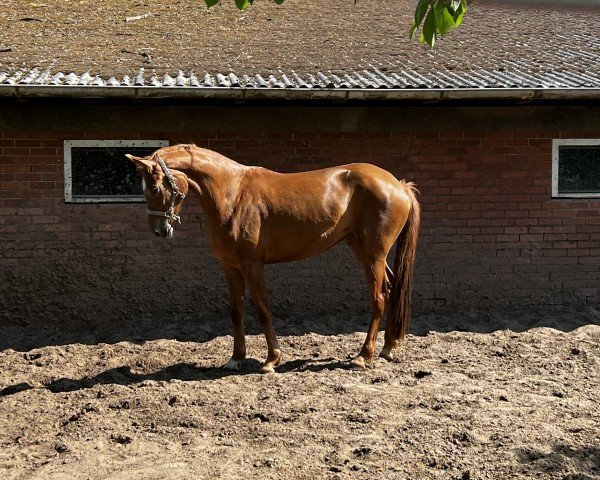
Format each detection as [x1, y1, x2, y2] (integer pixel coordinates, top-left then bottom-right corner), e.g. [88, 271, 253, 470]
[1, 310, 599, 479]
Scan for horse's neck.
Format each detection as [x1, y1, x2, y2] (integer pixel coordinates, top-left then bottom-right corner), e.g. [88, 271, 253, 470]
[167, 154, 245, 223]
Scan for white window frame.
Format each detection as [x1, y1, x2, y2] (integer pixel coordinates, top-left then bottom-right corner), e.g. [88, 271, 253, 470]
[64, 140, 169, 203]
[552, 139, 600, 199]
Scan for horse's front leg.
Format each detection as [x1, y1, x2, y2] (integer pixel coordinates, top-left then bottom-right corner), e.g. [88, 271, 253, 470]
[241, 261, 282, 374]
[222, 266, 247, 371]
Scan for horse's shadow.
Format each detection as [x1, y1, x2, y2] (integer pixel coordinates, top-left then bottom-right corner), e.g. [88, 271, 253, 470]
[516, 444, 600, 479]
[0, 357, 349, 397]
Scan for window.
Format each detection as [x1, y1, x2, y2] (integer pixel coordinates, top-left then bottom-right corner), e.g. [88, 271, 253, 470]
[552, 139, 600, 198]
[64, 140, 168, 203]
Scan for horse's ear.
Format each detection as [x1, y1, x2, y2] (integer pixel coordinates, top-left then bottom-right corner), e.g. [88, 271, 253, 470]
[125, 154, 153, 174]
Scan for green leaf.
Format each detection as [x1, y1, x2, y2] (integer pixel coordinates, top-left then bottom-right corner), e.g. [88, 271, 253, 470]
[422, 5, 436, 47]
[234, 0, 253, 9]
[452, 4, 465, 27]
[409, 23, 417, 40]
[411, 0, 470, 46]
[414, 0, 430, 30]
[204, 0, 219, 6]
[273, 0, 286, 4]
[434, 4, 456, 35]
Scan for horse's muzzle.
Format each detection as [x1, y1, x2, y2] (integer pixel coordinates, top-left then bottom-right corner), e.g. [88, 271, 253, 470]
[150, 218, 174, 238]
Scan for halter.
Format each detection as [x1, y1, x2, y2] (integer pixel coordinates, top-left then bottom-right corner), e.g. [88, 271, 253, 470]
[146, 156, 186, 223]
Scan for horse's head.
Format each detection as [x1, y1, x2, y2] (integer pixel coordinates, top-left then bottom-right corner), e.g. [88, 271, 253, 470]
[126, 153, 189, 238]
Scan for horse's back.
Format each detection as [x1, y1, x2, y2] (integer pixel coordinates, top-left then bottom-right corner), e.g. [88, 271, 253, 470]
[245, 162, 410, 221]
[251, 162, 404, 194]
[257, 162, 409, 230]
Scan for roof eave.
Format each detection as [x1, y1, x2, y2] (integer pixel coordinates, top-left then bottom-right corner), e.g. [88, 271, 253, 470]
[1, 85, 600, 102]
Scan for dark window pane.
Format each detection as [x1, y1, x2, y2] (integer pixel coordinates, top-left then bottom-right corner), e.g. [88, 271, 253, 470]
[71, 147, 155, 197]
[558, 145, 600, 194]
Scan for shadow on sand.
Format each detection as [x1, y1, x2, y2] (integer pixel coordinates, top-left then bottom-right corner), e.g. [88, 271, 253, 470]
[1, 306, 598, 353]
[0, 357, 351, 397]
[1, 306, 598, 398]
[516, 444, 600, 480]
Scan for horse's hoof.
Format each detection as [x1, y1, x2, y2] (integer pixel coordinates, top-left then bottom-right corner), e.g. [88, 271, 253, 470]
[259, 350, 282, 374]
[223, 359, 243, 371]
[349, 356, 366, 370]
[260, 364, 276, 374]
[379, 349, 394, 361]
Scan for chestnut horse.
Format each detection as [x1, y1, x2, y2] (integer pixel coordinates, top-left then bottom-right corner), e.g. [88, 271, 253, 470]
[126, 144, 420, 373]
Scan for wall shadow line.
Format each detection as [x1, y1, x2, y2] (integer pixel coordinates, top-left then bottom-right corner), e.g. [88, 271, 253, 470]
[1, 306, 598, 353]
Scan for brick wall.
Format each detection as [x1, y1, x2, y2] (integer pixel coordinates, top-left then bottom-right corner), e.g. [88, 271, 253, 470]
[1, 107, 600, 326]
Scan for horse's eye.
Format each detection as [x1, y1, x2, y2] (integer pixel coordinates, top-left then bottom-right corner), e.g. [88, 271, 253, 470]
[150, 186, 160, 194]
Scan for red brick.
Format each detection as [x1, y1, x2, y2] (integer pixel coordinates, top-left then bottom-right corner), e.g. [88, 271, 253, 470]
[80, 132, 112, 140]
[31, 164, 59, 173]
[14, 140, 43, 148]
[4, 164, 33, 176]
[579, 256, 600, 264]
[1, 181, 28, 190]
[3, 148, 31, 156]
[15, 173, 42, 181]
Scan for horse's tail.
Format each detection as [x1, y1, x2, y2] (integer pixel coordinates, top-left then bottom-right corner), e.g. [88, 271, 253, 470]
[387, 182, 420, 342]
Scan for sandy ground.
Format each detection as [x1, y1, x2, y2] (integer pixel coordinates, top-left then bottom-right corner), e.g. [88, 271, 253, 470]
[1, 310, 599, 479]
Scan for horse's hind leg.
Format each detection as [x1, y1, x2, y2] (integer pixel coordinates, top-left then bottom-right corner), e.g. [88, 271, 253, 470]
[222, 266, 247, 371]
[347, 238, 387, 369]
[241, 260, 282, 374]
[380, 311, 399, 361]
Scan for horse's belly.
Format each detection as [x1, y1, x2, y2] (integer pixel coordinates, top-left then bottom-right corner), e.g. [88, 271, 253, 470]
[260, 220, 350, 264]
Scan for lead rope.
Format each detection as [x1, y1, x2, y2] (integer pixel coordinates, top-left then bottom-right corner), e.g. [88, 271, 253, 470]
[146, 155, 186, 223]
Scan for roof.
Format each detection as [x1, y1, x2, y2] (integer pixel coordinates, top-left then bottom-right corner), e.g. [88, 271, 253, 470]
[0, 0, 599, 99]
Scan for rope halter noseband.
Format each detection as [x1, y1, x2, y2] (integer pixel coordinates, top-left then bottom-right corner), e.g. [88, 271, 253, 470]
[146, 156, 186, 224]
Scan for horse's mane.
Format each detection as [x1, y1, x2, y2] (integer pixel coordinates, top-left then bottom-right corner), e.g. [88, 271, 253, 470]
[153, 144, 242, 169]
